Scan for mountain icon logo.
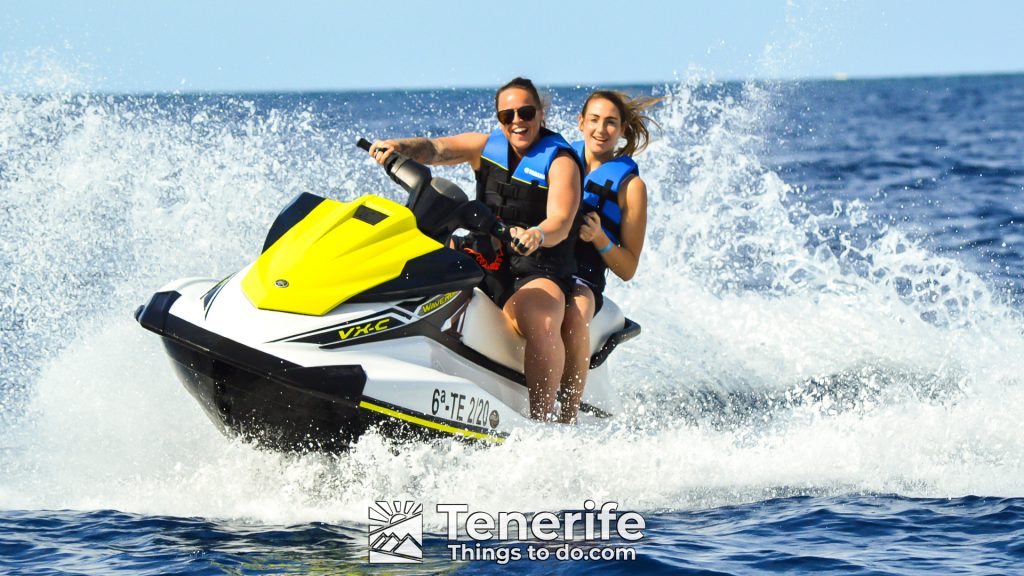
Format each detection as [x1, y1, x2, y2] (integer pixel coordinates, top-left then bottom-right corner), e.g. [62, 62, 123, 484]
[368, 501, 423, 563]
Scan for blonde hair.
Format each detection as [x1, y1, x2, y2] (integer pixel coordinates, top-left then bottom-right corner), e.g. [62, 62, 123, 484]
[581, 91, 663, 157]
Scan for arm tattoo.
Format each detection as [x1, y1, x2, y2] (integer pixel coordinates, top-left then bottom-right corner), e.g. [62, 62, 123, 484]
[397, 138, 464, 165]
[435, 145, 460, 163]
[399, 138, 442, 164]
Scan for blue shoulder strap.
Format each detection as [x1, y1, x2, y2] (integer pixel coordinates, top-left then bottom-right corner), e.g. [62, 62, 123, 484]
[585, 155, 639, 194]
[510, 131, 576, 189]
[480, 129, 576, 189]
[571, 140, 586, 163]
[481, 128, 510, 169]
[580, 154, 639, 245]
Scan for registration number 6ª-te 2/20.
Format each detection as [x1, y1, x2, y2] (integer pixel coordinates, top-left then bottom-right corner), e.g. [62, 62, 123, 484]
[431, 388, 490, 427]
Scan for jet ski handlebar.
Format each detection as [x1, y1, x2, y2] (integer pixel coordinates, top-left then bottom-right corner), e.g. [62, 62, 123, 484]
[459, 200, 513, 244]
[358, 137, 511, 245]
[357, 138, 432, 199]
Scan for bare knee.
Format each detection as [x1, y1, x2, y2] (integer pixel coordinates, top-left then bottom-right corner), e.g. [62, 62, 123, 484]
[562, 288, 595, 346]
[505, 280, 566, 340]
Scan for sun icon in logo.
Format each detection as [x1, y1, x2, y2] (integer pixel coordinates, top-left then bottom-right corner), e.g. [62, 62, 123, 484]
[368, 501, 423, 564]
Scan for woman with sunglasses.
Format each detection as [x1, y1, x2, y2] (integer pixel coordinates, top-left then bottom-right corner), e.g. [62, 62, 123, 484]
[369, 77, 582, 421]
[557, 90, 660, 424]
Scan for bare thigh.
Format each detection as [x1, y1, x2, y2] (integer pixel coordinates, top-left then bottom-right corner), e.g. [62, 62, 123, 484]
[504, 277, 566, 336]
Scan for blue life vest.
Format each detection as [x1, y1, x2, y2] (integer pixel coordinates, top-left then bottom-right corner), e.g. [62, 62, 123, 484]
[477, 128, 577, 226]
[572, 140, 639, 245]
[471, 127, 581, 280]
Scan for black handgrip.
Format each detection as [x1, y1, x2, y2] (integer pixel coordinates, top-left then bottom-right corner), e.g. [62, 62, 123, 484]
[492, 221, 514, 245]
[460, 200, 513, 244]
[358, 135, 431, 198]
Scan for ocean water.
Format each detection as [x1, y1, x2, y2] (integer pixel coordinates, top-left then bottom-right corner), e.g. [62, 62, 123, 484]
[1, 69, 1023, 574]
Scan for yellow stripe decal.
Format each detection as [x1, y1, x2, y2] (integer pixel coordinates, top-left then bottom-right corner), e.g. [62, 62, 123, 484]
[359, 400, 505, 443]
[480, 155, 506, 170]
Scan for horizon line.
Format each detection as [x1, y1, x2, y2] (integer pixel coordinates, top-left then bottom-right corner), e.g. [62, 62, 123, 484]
[4, 69, 1022, 97]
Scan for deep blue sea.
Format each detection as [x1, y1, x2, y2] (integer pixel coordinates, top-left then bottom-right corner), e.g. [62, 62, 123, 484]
[2, 72, 1023, 574]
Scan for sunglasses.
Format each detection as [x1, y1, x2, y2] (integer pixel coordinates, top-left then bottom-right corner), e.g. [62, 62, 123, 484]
[497, 105, 537, 125]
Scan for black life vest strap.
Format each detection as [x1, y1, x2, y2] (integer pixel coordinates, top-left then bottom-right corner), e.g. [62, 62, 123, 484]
[598, 212, 620, 239]
[485, 181, 544, 226]
[583, 179, 622, 242]
[585, 179, 618, 211]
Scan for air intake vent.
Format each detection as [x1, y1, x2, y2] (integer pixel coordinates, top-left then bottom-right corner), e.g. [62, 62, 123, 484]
[354, 205, 388, 225]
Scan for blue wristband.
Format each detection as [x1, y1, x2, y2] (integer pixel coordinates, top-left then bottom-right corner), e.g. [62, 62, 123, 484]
[529, 226, 545, 247]
[598, 240, 614, 254]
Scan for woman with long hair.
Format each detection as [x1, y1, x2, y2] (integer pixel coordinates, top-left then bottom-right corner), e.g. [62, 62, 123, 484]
[559, 90, 661, 424]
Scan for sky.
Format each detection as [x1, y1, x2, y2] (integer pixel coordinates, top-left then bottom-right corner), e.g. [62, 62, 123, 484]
[1, 0, 1022, 92]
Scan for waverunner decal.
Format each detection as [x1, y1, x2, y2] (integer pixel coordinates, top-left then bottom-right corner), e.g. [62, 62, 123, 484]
[417, 291, 460, 317]
[440, 299, 471, 338]
[278, 291, 475, 350]
[280, 311, 409, 346]
[339, 317, 393, 340]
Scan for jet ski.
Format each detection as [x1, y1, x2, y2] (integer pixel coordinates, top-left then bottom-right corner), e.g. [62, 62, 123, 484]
[135, 138, 640, 451]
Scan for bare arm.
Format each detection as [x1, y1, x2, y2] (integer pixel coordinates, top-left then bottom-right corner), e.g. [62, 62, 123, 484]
[540, 153, 582, 245]
[510, 153, 581, 255]
[369, 132, 488, 170]
[587, 174, 647, 281]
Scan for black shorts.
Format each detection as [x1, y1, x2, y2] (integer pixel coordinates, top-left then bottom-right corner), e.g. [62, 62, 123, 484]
[455, 234, 574, 309]
[571, 276, 604, 314]
[483, 271, 574, 309]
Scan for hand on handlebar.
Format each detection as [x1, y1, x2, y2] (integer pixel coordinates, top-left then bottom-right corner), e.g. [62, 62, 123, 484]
[369, 139, 399, 165]
[509, 226, 543, 256]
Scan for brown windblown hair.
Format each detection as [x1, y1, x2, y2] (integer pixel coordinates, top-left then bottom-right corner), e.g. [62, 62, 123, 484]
[581, 91, 663, 157]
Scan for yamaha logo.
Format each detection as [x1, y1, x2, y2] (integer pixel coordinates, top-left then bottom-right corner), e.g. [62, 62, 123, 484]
[524, 166, 545, 180]
[275, 279, 289, 288]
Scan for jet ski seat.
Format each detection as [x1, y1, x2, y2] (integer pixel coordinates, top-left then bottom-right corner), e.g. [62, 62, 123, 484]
[460, 288, 628, 375]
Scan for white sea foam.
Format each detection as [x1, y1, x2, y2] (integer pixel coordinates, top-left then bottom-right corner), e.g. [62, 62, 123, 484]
[1, 59, 1022, 525]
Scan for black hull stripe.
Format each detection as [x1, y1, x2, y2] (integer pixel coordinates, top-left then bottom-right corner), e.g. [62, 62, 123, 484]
[139, 290, 620, 420]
